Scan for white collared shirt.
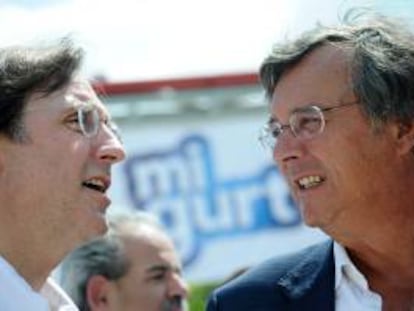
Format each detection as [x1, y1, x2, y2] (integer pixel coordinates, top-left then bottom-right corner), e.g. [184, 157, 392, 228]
[334, 242, 382, 311]
[40, 277, 79, 311]
[0, 255, 49, 311]
[0, 255, 78, 311]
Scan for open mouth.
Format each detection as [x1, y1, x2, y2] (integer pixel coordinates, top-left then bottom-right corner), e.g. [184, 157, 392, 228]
[296, 175, 325, 190]
[82, 178, 108, 193]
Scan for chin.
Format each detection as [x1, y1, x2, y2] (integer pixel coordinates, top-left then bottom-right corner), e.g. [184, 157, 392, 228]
[300, 205, 323, 228]
[93, 216, 109, 235]
[80, 215, 108, 241]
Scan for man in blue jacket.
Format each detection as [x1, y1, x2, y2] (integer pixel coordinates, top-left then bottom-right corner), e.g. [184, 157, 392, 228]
[207, 10, 414, 311]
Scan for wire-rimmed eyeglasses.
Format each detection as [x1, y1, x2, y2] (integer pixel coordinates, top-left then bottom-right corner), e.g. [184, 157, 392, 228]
[258, 102, 357, 150]
[75, 105, 122, 141]
[25, 102, 122, 142]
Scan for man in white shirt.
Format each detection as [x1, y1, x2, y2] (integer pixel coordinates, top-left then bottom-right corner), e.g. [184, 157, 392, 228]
[0, 39, 125, 310]
[208, 9, 414, 311]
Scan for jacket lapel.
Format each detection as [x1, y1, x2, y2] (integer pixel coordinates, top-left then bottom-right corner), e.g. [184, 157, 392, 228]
[277, 240, 335, 311]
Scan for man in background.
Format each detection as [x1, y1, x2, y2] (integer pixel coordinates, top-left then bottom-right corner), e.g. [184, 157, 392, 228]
[0, 38, 125, 310]
[60, 211, 189, 311]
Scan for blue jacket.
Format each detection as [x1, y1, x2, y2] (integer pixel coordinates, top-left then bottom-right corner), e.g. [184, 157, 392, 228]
[206, 240, 335, 311]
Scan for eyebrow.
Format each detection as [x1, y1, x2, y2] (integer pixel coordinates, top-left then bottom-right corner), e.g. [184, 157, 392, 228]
[268, 104, 315, 125]
[65, 94, 111, 118]
[146, 264, 181, 274]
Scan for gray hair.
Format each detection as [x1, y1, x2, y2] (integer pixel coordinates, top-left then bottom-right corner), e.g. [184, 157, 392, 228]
[60, 211, 164, 311]
[260, 9, 414, 129]
[0, 37, 83, 142]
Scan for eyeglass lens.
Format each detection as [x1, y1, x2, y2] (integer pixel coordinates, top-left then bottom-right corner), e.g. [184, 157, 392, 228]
[78, 106, 123, 142]
[78, 107, 99, 137]
[262, 106, 325, 149]
[291, 106, 324, 139]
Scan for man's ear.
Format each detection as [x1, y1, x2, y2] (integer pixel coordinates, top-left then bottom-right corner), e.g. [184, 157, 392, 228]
[393, 121, 414, 155]
[86, 275, 111, 311]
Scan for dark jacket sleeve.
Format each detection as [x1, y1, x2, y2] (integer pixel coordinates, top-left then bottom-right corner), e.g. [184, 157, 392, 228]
[206, 291, 219, 311]
[205, 240, 334, 311]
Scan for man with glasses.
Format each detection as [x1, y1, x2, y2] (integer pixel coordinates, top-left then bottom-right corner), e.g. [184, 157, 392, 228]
[208, 10, 414, 311]
[0, 38, 125, 310]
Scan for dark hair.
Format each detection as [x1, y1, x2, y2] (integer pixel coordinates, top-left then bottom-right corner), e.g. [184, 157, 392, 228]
[259, 10, 414, 128]
[0, 37, 84, 141]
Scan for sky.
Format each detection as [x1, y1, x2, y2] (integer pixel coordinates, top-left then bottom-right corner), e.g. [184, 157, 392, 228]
[0, 0, 410, 82]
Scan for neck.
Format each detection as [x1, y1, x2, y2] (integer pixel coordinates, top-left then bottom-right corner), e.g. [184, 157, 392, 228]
[346, 242, 414, 311]
[326, 171, 414, 285]
[0, 217, 62, 291]
[332, 217, 414, 296]
[0, 249, 52, 291]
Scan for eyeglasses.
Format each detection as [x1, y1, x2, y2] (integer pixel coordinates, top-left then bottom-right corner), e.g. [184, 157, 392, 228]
[26, 103, 122, 141]
[259, 102, 357, 150]
[76, 105, 121, 141]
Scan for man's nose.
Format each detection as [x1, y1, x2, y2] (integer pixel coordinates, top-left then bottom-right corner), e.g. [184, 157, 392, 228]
[94, 124, 126, 164]
[272, 129, 305, 164]
[168, 274, 189, 299]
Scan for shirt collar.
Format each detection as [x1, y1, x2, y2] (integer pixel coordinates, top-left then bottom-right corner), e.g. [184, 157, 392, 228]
[40, 277, 79, 311]
[333, 241, 369, 290]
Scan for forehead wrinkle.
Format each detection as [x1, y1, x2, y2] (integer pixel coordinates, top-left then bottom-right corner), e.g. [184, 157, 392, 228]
[67, 77, 95, 94]
[26, 79, 102, 111]
[269, 102, 294, 126]
[65, 77, 109, 112]
[69, 86, 101, 105]
[269, 91, 298, 124]
[271, 45, 354, 113]
[64, 94, 99, 109]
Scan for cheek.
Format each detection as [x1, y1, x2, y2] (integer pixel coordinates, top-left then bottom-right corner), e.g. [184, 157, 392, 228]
[120, 279, 167, 309]
[321, 131, 390, 197]
[122, 285, 164, 311]
[302, 132, 365, 195]
[41, 139, 90, 177]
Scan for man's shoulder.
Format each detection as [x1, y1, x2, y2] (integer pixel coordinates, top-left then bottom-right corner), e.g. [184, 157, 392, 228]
[207, 240, 334, 310]
[225, 240, 332, 289]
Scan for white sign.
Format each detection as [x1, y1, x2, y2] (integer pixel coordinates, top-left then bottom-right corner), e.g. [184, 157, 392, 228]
[109, 111, 327, 282]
